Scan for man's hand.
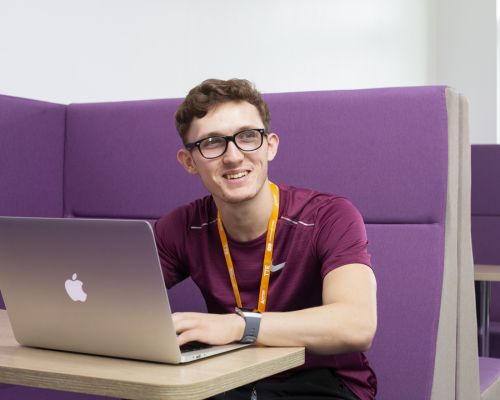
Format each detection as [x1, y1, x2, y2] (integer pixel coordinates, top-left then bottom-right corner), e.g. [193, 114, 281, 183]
[172, 312, 245, 346]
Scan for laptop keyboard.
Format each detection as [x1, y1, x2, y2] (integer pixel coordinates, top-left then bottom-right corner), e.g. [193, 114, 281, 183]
[180, 341, 211, 353]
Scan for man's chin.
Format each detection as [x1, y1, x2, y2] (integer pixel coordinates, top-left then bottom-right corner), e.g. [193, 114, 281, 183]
[210, 175, 268, 205]
[217, 187, 257, 205]
[219, 193, 255, 205]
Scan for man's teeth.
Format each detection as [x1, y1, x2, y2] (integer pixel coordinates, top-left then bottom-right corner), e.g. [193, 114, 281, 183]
[225, 172, 248, 180]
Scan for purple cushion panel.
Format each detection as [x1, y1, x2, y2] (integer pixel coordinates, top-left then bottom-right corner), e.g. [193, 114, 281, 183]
[472, 145, 500, 216]
[365, 224, 444, 400]
[64, 87, 448, 223]
[479, 357, 500, 394]
[471, 145, 500, 358]
[0, 384, 114, 400]
[471, 216, 500, 264]
[0, 95, 65, 217]
[265, 86, 448, 224]
[168, 277, 207, 313]
[0, 95, 65, 309]
[64, 99, 208, 219]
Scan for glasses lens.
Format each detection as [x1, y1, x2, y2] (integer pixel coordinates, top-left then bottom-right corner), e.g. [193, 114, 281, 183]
[199, 136, 226, 158]
[235, 130, 263, 151]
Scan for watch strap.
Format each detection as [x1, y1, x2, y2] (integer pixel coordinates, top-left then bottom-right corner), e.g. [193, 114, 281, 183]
[235, 307, 262, 344]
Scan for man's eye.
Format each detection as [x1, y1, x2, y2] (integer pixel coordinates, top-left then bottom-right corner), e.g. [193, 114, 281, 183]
[202, 137, 225, 148]
[239, 130, 259, 140]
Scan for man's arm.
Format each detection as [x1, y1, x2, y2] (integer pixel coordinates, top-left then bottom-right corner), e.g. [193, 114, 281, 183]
[173, 263, 377, 355]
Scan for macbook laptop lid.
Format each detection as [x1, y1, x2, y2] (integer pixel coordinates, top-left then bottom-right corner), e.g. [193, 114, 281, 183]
[0, 216, 248, 363]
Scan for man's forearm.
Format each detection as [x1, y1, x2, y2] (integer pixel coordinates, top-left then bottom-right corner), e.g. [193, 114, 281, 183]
[255, 303, 376, 355]
[174, 264, 377, 352]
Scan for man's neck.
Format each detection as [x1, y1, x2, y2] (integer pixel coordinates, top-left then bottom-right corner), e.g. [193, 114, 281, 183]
[215, 181, 274, 242]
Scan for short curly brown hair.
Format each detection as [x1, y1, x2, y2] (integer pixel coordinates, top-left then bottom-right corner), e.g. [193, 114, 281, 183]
[175, 78, 270, 144]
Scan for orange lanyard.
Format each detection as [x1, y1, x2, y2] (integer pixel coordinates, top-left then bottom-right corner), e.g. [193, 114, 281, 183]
[217, 182, 280, 312]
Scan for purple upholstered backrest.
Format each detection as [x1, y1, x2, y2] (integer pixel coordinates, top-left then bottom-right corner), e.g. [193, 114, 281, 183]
[0, 96, 91, 398]
[65, 88, 448, 223]
[0, 95, 66, 310]
[268, 87, 448, 399]
[0, 87, 449, 399]
[0, 95, 65, 218]
[471, 145, 500, 320]
[471, 145, 500, 263]
[266, 88, 448, 223]
[62, 86, 448, 399]
[64, 99, 206, 219]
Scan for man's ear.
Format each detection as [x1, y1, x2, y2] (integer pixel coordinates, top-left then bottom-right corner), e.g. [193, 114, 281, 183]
[266, 132, 280, 162]
[177, 148, 199, 175]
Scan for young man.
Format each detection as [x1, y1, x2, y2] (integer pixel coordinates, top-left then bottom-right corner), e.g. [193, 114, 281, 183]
[154, 79, 377, 400]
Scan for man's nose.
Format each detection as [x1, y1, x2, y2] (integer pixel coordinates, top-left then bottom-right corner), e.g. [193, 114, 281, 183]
[222, 141, 244, 162]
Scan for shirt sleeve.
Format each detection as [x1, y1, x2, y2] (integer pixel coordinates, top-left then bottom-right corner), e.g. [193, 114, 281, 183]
[153, 207, 190, 288]
[313, 197, 372, 278]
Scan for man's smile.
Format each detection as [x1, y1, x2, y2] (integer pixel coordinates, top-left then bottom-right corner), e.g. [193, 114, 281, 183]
[223, 169, 250, 180]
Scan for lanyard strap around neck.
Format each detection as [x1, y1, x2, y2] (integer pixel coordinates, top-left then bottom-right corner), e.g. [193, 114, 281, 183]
[217, 181, 280, 312]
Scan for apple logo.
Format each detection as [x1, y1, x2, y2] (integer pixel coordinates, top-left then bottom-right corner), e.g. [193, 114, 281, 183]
[65, 273, 87, 302]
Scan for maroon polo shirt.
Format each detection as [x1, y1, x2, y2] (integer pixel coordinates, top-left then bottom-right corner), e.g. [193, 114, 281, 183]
[154, 183, 377, 400]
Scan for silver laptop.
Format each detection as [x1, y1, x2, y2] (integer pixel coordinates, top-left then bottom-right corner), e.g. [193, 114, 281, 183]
[0, 216, 248, 363]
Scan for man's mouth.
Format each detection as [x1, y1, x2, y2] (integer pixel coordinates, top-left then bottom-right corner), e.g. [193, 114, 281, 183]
[223, 171, 249, 180]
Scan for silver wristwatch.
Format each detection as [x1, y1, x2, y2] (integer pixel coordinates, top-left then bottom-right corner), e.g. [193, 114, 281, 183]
[235, 307, 262, 344]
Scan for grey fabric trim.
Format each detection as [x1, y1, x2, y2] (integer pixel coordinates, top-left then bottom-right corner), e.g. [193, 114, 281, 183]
[455, 92, 481, 399]
[431, 88, 459, 400]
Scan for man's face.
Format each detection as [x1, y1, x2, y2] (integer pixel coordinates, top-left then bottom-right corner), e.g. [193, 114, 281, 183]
[177, 101, 279, 205]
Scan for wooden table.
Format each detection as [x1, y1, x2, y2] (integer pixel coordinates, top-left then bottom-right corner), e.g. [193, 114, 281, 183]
[474, 264, 500, 357]
[0, 310, 304, 399]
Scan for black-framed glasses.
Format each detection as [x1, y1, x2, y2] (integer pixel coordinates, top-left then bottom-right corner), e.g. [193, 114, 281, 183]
[185, 128, 267, 159]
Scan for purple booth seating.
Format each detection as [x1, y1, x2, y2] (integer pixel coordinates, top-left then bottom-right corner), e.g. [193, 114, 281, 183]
[0, 95, 114, 400]
[0, 95, 65, 313]
[471, 144, 500, 399]
[0, 87, 479, 399]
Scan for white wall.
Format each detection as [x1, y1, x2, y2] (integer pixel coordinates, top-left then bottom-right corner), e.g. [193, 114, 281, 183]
[435, 0, 497, 144]
[0, 0, 433, 104]
[1, 1, 496, 143]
